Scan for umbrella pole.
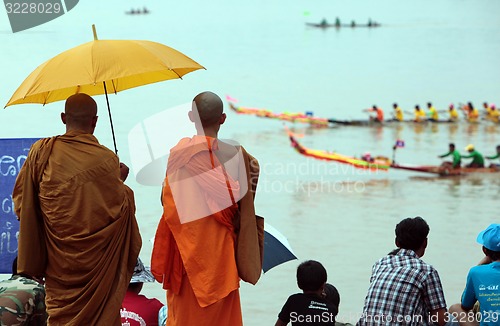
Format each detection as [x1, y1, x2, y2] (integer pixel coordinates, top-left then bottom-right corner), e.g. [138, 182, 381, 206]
[103, 81, 118, 155]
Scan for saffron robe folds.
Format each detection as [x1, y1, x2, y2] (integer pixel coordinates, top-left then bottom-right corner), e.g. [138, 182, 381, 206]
[151, 136, 262, 326]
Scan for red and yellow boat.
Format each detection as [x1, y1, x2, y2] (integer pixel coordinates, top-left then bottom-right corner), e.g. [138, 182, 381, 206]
[229, 102, 330, 127]
[287, 130, 391, 171]
[390, 163, 499, 176]
[287, 131, 500, 176]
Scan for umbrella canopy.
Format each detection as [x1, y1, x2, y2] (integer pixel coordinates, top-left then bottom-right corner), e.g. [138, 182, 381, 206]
[263, 222, 297, 273]
[5, 25, 204, 154]
[6, 39, 204, 106]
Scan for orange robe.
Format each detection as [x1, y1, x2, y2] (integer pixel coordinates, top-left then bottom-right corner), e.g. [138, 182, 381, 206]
[151, 136, 262, 326]
[13, 131, 142, 326]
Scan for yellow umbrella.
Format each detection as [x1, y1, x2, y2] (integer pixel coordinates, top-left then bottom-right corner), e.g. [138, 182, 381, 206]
[5, 25, 205, 154]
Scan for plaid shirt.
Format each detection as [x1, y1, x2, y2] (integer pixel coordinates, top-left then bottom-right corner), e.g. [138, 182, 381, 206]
[357, 249, 447, 326]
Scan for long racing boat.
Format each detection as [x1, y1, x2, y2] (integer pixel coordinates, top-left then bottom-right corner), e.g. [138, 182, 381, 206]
[227, 97, 498, 127]
[287, 130, 391, 171]
[327, 118, 456, 126]
[287, 131, 500, 176]
[390, 163, 499, 176]
[229, 102, 330, 127]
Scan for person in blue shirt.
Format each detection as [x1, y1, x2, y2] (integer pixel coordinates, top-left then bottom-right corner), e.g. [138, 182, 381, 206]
[449, 223, 500, 326]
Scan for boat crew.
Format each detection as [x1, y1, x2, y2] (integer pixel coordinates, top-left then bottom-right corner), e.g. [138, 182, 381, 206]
[465, 102, 479, 122]
[392, 103, 403, 121]
[438, 143, 461, 168]
[413, 105, 426, 122]
[486, 104, 499, 123]
[364, 105, 384, 122]
[486, 145, 500, 168]
[426, 102, 439, 121]
[461, 144, 484, 168]
[361, 152, 374, 163]
[483, 102, 491, 117]
[447, 104, 459, 122]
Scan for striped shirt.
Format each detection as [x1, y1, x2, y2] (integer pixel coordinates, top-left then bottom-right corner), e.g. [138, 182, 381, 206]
[357, 249, 447, 326]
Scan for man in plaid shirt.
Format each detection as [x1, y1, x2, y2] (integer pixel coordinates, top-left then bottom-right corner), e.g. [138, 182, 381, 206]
[357, 217, 449, 326]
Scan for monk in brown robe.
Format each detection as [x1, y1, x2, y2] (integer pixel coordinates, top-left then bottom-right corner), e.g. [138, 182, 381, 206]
[151, 91, 263, 326]
[13, 93, 142, 326]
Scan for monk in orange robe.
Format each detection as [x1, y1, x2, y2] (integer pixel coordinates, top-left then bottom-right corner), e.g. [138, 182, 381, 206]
[13, 93, 142, 326]
[151, 91, 263, 326]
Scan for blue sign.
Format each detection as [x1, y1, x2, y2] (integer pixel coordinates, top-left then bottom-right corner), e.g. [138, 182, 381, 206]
[0, 138, 38, 273]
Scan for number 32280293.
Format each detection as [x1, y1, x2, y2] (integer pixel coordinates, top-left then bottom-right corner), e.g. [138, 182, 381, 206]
[5, 2, 62, 14]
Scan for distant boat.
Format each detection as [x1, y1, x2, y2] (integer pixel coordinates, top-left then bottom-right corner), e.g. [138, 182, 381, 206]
[306, 21, 381, 28]
[125, 7, 150, 15]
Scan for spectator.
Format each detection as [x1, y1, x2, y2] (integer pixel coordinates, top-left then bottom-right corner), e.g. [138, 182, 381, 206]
[275, 260, 339, 325]
[449, 224, 500, 326]
[12, 93, 141, 325]
[357, 217, 450, 326]
[151, 91, 263, 326]
[0, 257, 47, 325]
[121, 258, 165, 326]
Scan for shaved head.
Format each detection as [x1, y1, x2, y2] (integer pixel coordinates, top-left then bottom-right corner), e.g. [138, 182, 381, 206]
[62, 93, 98, 133]
[192, 91, 223, 127]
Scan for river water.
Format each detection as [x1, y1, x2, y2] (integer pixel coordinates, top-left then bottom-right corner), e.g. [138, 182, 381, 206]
[0, 0, 499, 324]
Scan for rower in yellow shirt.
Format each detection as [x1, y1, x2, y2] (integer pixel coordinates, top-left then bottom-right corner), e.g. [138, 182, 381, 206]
[413, 105, 426, 122]
[447, 104, 459, 122]
[426, 102, 439, 121]
[488, 104, 499, 123]
[392, 103, 404, 121]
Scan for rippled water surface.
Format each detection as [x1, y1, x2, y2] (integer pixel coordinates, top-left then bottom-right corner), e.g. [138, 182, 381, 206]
[1, 0, 499, 324]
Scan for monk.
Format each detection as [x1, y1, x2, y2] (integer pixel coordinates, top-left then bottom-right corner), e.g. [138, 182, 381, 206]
[13, 93, 142, 325]
[151, 91, 263, 326]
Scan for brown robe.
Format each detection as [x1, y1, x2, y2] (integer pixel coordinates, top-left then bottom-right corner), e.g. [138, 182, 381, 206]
[13, 130, 142, 326]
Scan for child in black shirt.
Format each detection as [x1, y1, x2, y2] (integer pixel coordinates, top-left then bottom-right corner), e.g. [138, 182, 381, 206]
[275, 260, 340, 325]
